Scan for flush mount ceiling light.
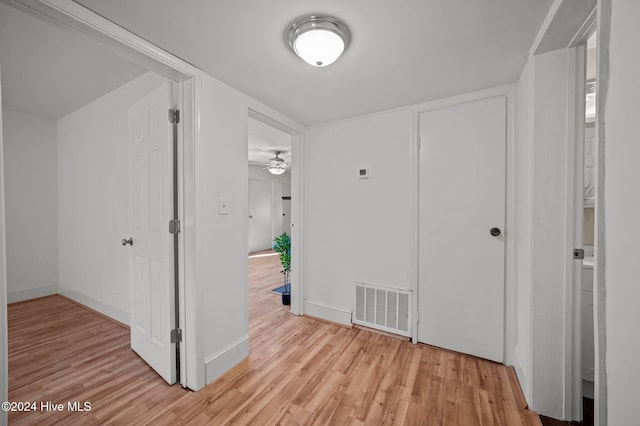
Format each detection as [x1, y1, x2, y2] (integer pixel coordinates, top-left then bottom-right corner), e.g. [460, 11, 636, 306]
[286, 15, 351, 67]
[267, 152, 288, 175]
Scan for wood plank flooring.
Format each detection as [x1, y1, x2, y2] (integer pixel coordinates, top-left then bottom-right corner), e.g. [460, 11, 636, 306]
[8, 251, 542, 425]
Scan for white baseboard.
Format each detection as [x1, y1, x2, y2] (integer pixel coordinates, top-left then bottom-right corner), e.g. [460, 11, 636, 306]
[204, 334, 249, 385]
[58, 285, 129, 325]
[512, 353, 531, 406]
[7, 284, 58, 303]
[303, 300, 352, 326]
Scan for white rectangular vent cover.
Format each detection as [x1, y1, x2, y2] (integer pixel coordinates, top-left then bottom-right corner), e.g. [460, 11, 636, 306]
[353, 281, 412, 337]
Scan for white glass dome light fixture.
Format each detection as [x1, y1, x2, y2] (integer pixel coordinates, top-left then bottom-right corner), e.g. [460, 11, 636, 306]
[286, 15, 351, 67]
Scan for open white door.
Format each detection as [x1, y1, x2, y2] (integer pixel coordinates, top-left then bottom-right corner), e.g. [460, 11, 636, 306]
[0, 66, 10, 426]
[418, 96, 506, 363]
[127, 82, 176, 384]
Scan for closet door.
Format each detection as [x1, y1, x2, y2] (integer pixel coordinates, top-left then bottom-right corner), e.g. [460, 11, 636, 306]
[418, 96, 506, 362]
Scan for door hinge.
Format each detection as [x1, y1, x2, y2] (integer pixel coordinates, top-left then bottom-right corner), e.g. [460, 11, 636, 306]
[573, 248, 585, 260]
[168, 109, 180, 124]
[416, 311, 419, 324]
[170, 328, 182, 343]
[169, 219, 181, 234]
[417, 135, 421, 149]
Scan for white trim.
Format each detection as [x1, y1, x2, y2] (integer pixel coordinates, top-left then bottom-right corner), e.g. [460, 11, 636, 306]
[303, 300, 352, 326]
[504, 85, 517, 366]
[525, 55, 536, 406]
[4, 0, 202, 391]
[530, 0, 564, 55]
[7, 284, 57, 303]
[246, 99, 304, 134]
[177, 77, 196, 389]
[513, 351, 531, 403]
[0, 74, 9, 426]
[290, 133, 304, 315]
[58, 285, 129, 325]
[3, 0, 197, 80]
[183, 74, 201, 390]
[204, 334, 249, 385]
[594, 2, 609, 424]
[409, 110, 419, 344]
[247, 108, 304, 316]
[411, 84, 515, 116]
[530, 0, 598, 56]
[568, 8, 597, 48]
[565, 43, 587, 422]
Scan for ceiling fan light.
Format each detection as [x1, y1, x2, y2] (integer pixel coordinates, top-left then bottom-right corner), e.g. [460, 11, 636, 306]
[266, 152, 288, 175]
[286, 15, 351, 67]
[268, 164, 287, 175]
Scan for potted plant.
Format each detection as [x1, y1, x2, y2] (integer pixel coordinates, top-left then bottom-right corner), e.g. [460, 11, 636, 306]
[273, 232, 291, 305]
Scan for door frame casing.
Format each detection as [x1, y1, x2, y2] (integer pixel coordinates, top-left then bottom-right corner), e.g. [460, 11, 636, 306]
[0, 65, 9, 426]
[248, 108, 304, 315]
[527, 1, 598, 420]
[1, 0, 201, 389]
[565, 14, 596, 418]
[565, 41, 586, 420]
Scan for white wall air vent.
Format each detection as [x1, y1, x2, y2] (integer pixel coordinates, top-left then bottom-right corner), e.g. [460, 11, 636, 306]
[353, 281, 412, 337]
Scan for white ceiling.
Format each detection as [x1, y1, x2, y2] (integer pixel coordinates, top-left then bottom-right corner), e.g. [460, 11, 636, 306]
[0, 1, 146, 120]
[74, 0, 554, 125]
[0, 1, 287, 161]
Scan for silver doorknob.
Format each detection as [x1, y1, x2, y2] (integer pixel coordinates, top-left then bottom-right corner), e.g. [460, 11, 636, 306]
[122, 237, 133, 246]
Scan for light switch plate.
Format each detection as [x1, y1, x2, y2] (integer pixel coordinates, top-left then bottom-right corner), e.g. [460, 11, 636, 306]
[219, 197, 230, 215]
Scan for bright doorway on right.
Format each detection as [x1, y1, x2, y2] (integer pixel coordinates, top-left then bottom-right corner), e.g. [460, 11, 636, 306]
[247, 117, 293, 309]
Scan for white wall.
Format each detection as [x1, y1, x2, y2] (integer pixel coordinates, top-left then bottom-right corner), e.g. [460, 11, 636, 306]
[196, 73, 250, 385]
[604, 0, 640, 423]
[2, 109, 58, 302]
[57, 71, 167, 323]
[513, 59, 533, 404]
[303, 109, 413, 325]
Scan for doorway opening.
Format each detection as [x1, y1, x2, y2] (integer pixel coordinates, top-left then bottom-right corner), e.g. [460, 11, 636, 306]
[564, 12, 598, 423]
[247, 115, 293, 309]
[572, 27, 598, 425]
[0, 0, 193, 394]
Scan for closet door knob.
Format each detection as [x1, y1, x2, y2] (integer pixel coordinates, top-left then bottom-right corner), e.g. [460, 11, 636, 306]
[489, 228, 501, 237]
[122, 237, 133, 246]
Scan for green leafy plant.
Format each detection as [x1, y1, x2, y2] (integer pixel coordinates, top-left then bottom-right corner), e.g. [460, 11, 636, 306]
[273, 233, 291, 303]
[273, 232, 291, 273]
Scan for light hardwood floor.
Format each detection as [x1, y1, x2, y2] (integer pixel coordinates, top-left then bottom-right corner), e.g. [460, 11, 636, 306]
[8, 251, 541, 425]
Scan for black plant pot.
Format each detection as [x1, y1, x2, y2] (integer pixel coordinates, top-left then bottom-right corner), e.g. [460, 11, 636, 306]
[282, 293, 291, 305]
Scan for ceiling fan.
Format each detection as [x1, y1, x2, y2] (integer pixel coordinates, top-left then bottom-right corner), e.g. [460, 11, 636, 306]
[265, 152, 288, 175]
[248, 150, 290, 175]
